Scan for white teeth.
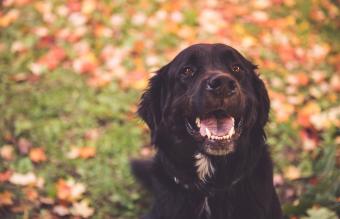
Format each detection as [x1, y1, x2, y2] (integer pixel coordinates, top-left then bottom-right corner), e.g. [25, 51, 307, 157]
[205, 128, 211, 138]
[196, 118, 201, 127]
[201, 117, 236, 141]
[229, 126, 235, 136]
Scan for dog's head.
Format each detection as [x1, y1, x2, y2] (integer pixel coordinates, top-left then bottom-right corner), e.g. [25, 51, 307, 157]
[138, 43, 269, 157]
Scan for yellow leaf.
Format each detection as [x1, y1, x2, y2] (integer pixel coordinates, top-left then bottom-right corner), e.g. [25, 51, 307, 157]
[284, 166, 301, 180]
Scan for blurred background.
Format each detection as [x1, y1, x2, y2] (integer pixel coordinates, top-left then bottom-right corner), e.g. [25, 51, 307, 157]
[0, 0, 339, 218]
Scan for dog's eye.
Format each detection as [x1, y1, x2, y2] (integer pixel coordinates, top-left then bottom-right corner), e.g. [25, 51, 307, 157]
[181, 67, 195, 78]
[232, 65, 241, 73]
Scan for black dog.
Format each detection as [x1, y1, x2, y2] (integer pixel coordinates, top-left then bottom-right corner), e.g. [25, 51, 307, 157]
[132, 43, 283, 219]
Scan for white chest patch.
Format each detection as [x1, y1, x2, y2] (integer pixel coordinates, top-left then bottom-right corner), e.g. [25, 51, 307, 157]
[195, 153, 215, 182]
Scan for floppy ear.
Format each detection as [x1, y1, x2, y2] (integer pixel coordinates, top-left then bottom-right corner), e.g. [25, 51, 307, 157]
[138, 65, 169, 143]
[239, 54, 270, 128]
[252, 69, 270, 128]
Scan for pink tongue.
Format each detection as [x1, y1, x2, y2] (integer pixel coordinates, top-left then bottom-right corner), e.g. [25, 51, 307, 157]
[200, 116, 234, 136]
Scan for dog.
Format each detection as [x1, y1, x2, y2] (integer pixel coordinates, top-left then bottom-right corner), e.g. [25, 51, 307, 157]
[132, 43, 283, 219]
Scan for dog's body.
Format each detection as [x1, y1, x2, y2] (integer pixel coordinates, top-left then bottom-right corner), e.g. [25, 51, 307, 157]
[132, 43, 283, 219]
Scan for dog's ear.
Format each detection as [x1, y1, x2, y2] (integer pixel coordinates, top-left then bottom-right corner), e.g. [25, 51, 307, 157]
[239, 54, 270, 128]
[252, 68, 270, 128]
[238, 54, 270, 128]
[138, 64, 169, 143]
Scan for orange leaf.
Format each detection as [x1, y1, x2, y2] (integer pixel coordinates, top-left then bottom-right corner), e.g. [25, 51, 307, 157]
[56, 179, 71, 201]
[0, 191, 13, 206]
[297, 102, 321, 128]
[56, 179, 86, 202]
[0, 170, 12, 182]
[29, 147, 47, 163]
[23, 187, 38, 202]
[296, 72, 309, 86]
[38, 46, 66, 70]
[78, 146, 96, 159]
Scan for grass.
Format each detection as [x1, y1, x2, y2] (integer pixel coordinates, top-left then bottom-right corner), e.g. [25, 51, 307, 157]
[0, 0, 339, 218]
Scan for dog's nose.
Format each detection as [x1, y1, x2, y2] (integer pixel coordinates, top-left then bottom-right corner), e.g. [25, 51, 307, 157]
[206, 75, 237, 97]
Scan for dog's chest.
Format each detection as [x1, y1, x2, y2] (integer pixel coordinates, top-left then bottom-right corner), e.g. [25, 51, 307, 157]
[199, 197, 212, 219]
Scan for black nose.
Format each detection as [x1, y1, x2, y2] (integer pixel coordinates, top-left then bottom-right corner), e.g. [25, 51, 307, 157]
[206, 75, 237, 97]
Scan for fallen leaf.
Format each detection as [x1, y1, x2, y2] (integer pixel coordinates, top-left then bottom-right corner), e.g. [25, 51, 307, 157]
[0, 9, 20, 27]
[56, 179, 86, 201]
[84, 129, 100, 140]
[70, 199, 94, 218]
[56, 179, 71, 201]
[284, 166, 301, 180]
[9, 172, 37, 186]
[0, 145, 14, 160]
[297, 102, 321, 128]
[78, 146, 96, 159]
[39, 196, 54, 205]
[0, 170, 12, 182]
[23, 187, 38, 202]
[0, 191, 14, 206]
[29, 147, 47, 163]
[10, 203, 30, 213]
[37, 46, 66, 70]
[53, 205, 70, 216]
[302, 207, 338, 219]
[66, 147, 80, 159]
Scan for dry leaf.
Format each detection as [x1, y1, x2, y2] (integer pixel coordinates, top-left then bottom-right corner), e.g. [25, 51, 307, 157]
[70, 199, 94, 218]
[84, 129, 100, 140]
[0, 191, 14, 206]
[29, 147, 47, 163]
[0, 145, 14, 160]
[23, 187, 38, 202]
[0, 170, 12, 182]
[78, 146, 96, 159]
[10, 203, 30, 213]
[56, 179, 86, 202]
[39, 196, 54, 205]
[53, 205, 70, 216]
[67, 147, 80, 159]
[56, 179, 71, 201]
[284, 166, 301, 180]
[37, 46, 66, 70]
[9, 172, 37, 186]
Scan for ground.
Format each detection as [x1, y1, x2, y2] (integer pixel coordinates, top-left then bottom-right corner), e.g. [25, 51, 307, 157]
[0, 0, 339, 218]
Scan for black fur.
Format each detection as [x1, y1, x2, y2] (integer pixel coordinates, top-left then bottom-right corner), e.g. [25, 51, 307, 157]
[132, 43, 283, 219]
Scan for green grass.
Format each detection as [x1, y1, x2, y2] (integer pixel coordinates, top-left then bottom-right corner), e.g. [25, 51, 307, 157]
[0, 69, 147, 218]
[0, 0, 339, 218]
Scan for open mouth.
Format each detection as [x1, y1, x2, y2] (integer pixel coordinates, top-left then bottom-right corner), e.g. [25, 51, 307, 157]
[196, 116, 235, 140]
[185, 110, 242, 156]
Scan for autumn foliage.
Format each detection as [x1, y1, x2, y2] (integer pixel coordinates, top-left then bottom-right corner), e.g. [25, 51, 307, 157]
[0, 0, 339, 218]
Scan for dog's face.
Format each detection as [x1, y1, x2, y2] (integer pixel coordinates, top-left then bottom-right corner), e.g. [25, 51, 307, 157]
[139, 43, 269, 156]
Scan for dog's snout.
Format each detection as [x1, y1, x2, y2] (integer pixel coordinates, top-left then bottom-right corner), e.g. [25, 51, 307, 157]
[206, 75, 237, 97]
